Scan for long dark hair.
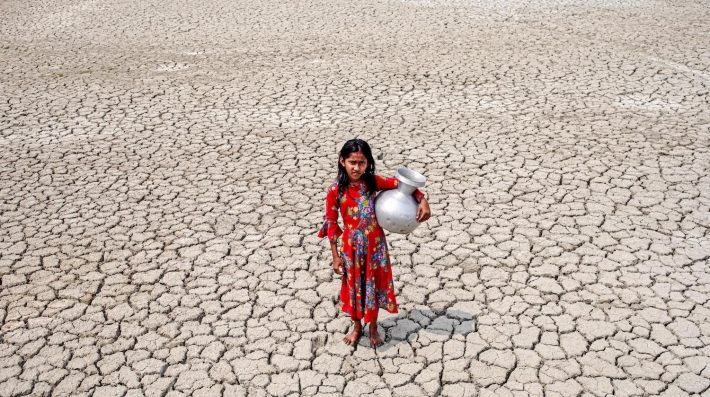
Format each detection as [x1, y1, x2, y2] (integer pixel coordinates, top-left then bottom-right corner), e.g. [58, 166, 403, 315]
[337, 139, 377, 197]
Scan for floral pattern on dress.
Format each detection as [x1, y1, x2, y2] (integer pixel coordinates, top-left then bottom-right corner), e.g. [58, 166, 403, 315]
[318, 174, 425, 322]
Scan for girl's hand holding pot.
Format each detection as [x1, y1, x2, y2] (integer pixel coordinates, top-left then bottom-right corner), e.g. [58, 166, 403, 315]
[417, 198, 431, 222]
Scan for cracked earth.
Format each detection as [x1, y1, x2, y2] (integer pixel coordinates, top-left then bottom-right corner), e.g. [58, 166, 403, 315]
[1, 0, 710, 396]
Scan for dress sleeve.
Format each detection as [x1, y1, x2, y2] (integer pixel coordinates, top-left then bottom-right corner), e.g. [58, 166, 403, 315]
[317, 184, 343, 243]
[413, 189, 425, 203]
[375, 175, 426, 203]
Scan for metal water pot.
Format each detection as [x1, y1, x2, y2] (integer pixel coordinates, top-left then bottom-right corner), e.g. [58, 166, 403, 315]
[374, 167, 426, 234]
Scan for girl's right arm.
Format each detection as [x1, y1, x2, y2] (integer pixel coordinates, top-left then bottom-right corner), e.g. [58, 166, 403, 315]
[317, 184, 344, 274]
[331, 241, 344, 275]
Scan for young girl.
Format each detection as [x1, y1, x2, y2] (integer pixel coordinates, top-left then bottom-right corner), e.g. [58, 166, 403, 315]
[318, 139, 431, 347]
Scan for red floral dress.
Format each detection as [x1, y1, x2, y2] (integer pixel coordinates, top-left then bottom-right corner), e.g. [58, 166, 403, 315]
[318, 175, 425, 323]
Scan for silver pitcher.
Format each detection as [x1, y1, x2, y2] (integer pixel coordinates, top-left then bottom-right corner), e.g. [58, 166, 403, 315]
[374, 167, 426, 234]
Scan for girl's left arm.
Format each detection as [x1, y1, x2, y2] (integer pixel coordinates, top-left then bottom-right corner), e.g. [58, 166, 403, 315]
[375, 175, 430, 222]
[375, 175, 425, 201]
[416, 197, 431, 222]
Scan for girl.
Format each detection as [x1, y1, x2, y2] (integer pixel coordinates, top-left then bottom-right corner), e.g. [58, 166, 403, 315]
[318, 139, 431, 347]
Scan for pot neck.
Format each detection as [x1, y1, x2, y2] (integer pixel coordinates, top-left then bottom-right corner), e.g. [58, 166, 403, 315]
[397, 182, 417, 195]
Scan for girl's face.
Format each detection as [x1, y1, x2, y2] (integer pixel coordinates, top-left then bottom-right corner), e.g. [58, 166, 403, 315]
[340, 152, 368, 183]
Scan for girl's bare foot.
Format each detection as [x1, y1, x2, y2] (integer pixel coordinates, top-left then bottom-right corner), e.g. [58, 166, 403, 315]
[344, 321, 362, 345]
[369, 322, 384, 348]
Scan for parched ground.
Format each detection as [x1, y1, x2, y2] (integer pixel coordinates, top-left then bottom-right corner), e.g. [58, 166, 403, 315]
[1, 0, 710, 396]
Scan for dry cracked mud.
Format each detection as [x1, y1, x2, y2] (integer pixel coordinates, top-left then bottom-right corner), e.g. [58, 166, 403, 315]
[1, 0, 710, 396]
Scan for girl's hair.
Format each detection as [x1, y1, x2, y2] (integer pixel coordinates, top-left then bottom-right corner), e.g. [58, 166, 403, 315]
[337, 139, 377, 197]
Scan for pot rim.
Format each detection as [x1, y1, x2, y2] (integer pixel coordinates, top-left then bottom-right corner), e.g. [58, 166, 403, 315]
[394, 167, 426, 188]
